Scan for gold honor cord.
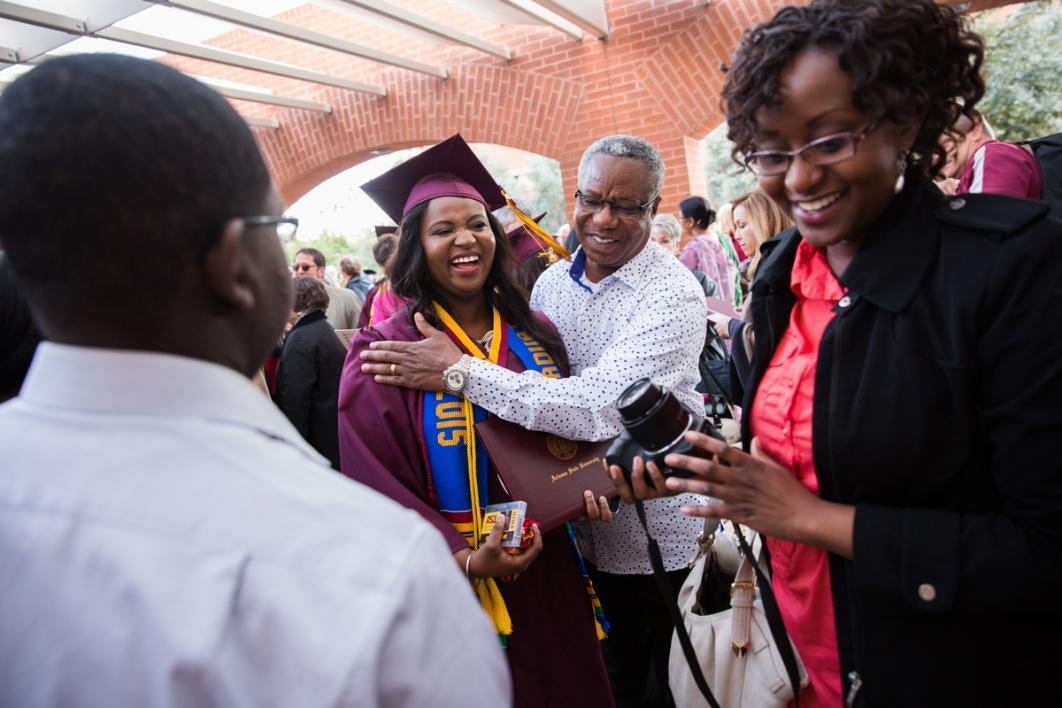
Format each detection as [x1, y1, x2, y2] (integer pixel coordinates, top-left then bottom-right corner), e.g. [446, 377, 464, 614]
[433, 302, 513, 639]
[500, 188, 571, 261]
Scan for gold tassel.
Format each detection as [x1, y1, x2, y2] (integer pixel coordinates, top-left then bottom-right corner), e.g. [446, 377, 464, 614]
[501, 188, 571, 261]
[475, 577, 514, 637]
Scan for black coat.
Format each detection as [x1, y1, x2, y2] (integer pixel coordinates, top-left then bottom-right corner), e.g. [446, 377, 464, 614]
[274, 309, 347, 470]
[744, 180, 1062, 706]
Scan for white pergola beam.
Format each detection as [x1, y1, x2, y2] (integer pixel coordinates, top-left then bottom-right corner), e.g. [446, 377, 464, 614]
[152, 0, 447, 79]
[211, 83, 332, 113]
[96, 26, 386, 95]
[244, 115, 279, 129]
[336, 0, 511, 61]
[495, 0, 582, 40]
[529, 1, 607, 39]
[0, 2, 86, 34]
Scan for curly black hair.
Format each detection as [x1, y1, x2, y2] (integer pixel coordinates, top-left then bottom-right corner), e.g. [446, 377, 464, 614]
[722, 0, 985, 180]
[388, 202, 569, 372]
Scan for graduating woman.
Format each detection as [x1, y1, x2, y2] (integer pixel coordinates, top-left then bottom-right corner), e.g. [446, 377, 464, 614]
[337, 135, 613, 707]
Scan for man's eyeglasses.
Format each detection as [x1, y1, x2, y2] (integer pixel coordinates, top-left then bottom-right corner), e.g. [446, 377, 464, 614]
[574, 191, 657, 219]
[242, 215, 299, 243]
[292, 263, 317, 273]
[744, 124, 876, 176]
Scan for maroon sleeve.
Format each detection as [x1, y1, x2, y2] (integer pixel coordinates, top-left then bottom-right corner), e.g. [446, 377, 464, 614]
[337, 322, 470, 554]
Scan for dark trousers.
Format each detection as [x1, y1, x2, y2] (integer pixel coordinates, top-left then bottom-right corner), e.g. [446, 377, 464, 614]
[589, 565, 691, 708]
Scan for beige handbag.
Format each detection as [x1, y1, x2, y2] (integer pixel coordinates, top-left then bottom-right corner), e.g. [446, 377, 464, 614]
[668, 519, 808, 708]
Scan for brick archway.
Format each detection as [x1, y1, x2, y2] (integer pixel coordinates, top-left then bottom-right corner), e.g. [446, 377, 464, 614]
[166, 0, 1022, 215]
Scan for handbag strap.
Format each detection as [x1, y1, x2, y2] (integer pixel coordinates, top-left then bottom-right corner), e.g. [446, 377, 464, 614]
[634, 500, 721, 708]
[732, 522, 802, 708]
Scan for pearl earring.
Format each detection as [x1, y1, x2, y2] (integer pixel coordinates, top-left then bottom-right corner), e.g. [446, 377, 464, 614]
[894, 153, 909, 194]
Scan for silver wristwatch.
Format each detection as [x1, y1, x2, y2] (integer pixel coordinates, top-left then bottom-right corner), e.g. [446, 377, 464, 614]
[443, 361, 469, 394]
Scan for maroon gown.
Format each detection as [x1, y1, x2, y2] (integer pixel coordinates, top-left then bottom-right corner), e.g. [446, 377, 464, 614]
[337, 308, 613, 708]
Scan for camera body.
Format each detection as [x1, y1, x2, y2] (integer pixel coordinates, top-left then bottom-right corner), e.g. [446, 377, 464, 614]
[605, 378, 725, 487]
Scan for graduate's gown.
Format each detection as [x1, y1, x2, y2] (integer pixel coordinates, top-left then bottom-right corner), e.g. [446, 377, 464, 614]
[337, 308, 613, 708]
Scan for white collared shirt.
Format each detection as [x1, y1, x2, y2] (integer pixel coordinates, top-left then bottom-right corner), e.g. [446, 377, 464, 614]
[463, 241, 709, 573]
[0, 344, 510, 708]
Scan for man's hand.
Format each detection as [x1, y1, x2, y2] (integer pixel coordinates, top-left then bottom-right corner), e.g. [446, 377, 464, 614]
[360, 312, 464, 391]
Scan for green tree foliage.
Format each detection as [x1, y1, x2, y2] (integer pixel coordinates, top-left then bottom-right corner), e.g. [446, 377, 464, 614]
[284, 229, 373, 272]
[971, 0, 1062, 141]
[702, 124, 757, 209]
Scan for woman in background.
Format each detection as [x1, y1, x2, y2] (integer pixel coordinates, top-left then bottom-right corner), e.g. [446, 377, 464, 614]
[274, 276, 346, 469]
[677, 196, 738, 305]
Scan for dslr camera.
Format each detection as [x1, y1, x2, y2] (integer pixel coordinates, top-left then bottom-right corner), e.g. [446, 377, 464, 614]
[605, 378, 726, 487]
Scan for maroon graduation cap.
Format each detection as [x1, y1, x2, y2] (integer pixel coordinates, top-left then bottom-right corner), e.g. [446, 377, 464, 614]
[506, 212, 550, 264]
[361, 134, 508, 225]
[374, 225, 398, 238]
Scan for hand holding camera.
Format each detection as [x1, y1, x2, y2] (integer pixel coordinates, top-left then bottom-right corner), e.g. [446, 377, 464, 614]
[605, 379, 728, 500]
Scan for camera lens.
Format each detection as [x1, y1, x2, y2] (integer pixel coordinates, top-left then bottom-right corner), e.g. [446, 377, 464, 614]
[615, 378, 693, 452]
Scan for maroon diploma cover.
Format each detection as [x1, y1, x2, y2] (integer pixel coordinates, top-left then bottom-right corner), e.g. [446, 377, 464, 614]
[475, 416, 616, 533]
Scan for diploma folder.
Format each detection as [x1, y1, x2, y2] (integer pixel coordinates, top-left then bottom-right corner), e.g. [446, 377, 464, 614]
[475, 416, 615, 533]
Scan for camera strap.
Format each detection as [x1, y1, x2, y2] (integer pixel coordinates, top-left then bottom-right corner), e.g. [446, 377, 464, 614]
[633, 501, 802, 708]
[634, 499, 721, 708]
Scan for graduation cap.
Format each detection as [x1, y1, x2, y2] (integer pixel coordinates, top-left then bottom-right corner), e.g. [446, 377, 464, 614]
[374, 225, 398, 238]
[506, 212, 552, 265]
[361, 134, 508, 224]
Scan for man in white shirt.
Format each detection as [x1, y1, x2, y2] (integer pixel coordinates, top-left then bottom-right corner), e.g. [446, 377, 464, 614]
[361, 134, 708, 707]
[0, 54, 509, 708]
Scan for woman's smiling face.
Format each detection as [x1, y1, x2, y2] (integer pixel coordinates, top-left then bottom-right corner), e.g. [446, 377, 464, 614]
[752, 48, 914, 254]
[419, 196, 496, 308]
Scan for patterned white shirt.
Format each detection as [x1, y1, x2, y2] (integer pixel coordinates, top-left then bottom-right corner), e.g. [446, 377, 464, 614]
[0, 344, 510, 708]
[463, 240, 709, 573]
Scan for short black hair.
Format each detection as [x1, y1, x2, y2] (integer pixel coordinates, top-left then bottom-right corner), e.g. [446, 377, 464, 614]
[292, 276, 330, 312]
[295, 248, 326, 267]
[679, 196, 716, 230]
[722, 0, 985, 180]
[0, 254, 41, 401]
[0, 54, 273, 325]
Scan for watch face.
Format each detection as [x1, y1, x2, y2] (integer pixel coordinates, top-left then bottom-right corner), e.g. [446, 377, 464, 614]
[445, 369, 467, 392]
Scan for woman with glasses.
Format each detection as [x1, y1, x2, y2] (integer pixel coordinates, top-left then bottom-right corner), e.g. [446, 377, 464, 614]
[615, 1, 1062, 705]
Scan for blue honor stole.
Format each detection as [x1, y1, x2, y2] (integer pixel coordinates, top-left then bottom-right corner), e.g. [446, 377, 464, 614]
[423, 308, 560, 539]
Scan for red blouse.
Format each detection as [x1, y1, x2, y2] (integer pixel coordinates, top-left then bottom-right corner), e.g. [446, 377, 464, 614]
[750, 240, 845, 708]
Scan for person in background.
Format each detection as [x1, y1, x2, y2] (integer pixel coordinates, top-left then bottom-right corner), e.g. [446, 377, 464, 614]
[0, 53, 509, 707]
[938, 108, 1042, 198]
[292, 247, 361, 330]
[338, 256, 373, 304]
[357, 231, 404, 327]
[650, 213, 717, 296]
[614, 1, 1062, 705]
[338, 134, 613, 707]
[709, 202, 745, 306]
[677, 196, 738, 306]
[0, 254, 41, 403]
[361, 134, 709, 708]
[274, 276, 347, 470]
[731, 190, 794, 300]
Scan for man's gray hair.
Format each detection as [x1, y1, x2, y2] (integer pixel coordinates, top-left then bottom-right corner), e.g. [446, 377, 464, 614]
[578, 134, 664, 199]
[651, 213, 682, 243]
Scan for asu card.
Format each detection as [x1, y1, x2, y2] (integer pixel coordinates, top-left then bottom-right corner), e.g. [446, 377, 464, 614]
[479, 501, 527, 548]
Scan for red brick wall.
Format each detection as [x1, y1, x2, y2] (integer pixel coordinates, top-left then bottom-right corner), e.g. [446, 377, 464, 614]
[162, 0, 1020, 217]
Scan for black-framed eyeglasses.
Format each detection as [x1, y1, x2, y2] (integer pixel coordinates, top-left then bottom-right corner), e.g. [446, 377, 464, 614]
[744, 124, 876, 176]
[574, 191, 657, 219]
[242, 215, 299, 242]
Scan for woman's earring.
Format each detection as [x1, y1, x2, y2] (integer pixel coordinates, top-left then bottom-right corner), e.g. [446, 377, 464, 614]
[894, 153, 909, 194]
